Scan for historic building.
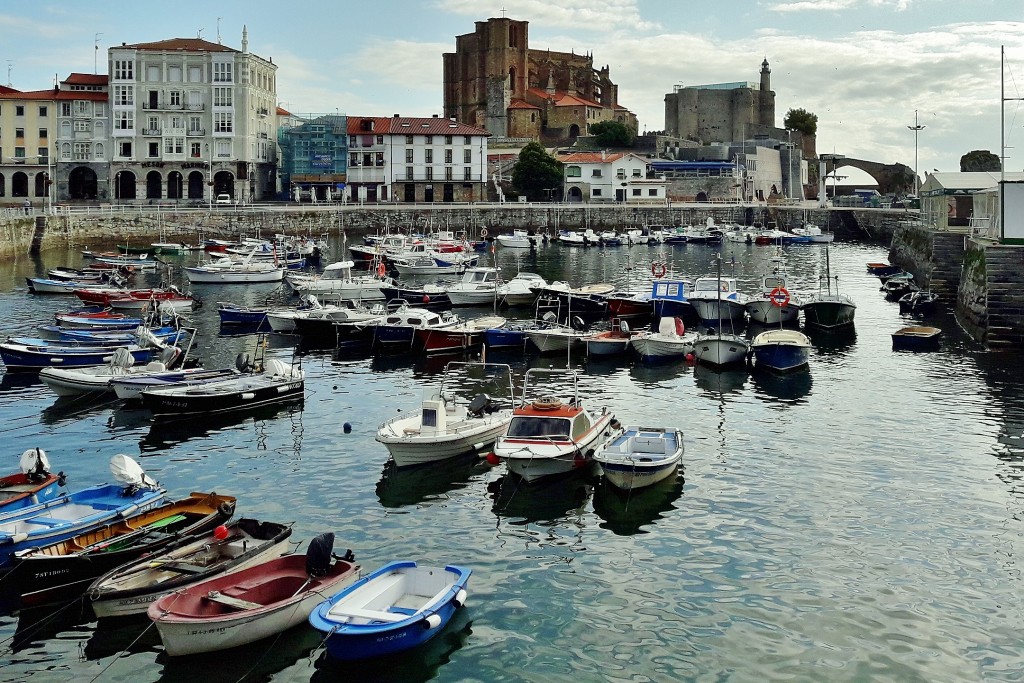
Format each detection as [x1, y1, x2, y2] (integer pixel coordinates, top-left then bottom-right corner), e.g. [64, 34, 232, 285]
[0, 85, 56, 206]
[107, 27, 278, 204]
[345, 115, 489, 203]
[55, 73, 109, 201]
[560, 152, 666, 203]
[664, 60, 777, 145]
[443, 17, 637, 144]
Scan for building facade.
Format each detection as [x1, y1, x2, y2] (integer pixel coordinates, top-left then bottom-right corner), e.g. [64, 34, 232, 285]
[561, 152, 666, 203]
[346, 115, 489, 203]
[55, 73, 109, 201]
[443, 16, 637, 144]
[664, 60, 777, 145]
[0, 86, 56, 206]
[107, 28, 277, 204]
[278, 114, 347, 202]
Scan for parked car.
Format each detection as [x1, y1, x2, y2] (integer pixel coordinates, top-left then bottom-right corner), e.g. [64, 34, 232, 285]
[215, 194, 232, 205]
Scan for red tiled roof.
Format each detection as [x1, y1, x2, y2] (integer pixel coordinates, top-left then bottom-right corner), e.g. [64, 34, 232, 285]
[276, 106, 292, 116]
[64, 73, 108, 86]
[55, 90, 107, 101]
[0, 89, 58, 101]
[526, 88, 604, 109]
[0, 85, 19, 94]
[348, 115, 490, 137]
[119, 38, 238, 53]
[559, 152, 627, 164]
[508, 98, 540, 110]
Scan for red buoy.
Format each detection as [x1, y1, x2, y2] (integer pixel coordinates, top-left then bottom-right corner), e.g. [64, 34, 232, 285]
[213, 525, 229, 540]
[485, 452, 500, 465]
[423, 295, 430, 303]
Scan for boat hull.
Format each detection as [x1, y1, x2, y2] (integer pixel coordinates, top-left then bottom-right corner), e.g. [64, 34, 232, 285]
[0, 344, 155, 373]
[746, 299, 800, 325]
[378, 419, 510, 467]
[498, 412, 618, 484]
[630, 335, 693, 361]
[141, 377, 304, 418]
[185, 268, 285, 284]
[690, 297, 747, 323]
[802, 298, 856, 329]
[751, 330, 812, 372]
[693, 334, 749, 367]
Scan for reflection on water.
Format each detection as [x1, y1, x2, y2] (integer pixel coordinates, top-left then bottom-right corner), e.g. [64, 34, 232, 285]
[84, 615, 161, 662]
[376, 454, 491, 509]
[40, 393, 121, 426]
[750, 367, 813, 403]
[592, 474, 684, 536]
[692, 364, 748, 395]
[140, 403, 306, 452]
[489, 472, 595, 523]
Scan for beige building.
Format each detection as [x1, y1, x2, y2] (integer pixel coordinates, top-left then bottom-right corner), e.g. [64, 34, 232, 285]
[0, 85, 56, 207]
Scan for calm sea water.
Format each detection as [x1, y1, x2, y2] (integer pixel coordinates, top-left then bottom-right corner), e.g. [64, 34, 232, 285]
[1, 234, 1023, 683]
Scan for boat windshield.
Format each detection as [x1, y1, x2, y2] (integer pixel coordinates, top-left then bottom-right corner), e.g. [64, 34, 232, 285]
[506, 416, 570, 438]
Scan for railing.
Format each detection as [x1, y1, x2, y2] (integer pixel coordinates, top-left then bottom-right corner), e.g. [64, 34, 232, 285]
[141, 128, 161, 136]
[186, 128, 206, 137]
[187, 103, 205, 111]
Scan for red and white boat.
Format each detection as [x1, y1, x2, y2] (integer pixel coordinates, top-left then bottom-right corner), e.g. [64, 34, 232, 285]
[75, 287, 195, 311]
[415, 315, 505, 354]
[148, 533, 359, 656]
[491, 368, 622, 483]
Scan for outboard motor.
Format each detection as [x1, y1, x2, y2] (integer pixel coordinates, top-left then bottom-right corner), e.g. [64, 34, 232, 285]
[467, 394, 494, 417]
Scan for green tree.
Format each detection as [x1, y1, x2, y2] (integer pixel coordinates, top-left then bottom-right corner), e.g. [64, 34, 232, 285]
[960, 150, 1000, 172]
[589, 120, 634, 148]
[511, 142, 563, 201]
[784, 108, 818, 137]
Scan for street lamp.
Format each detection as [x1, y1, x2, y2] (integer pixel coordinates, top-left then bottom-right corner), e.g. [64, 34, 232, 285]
[907, 110, 925, 197]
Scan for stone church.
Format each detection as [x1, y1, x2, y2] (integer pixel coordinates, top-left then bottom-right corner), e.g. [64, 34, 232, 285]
[443, 17, 637, 144]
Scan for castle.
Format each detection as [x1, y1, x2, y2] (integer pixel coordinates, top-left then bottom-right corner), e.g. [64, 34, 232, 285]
[443, 17, 637, 144]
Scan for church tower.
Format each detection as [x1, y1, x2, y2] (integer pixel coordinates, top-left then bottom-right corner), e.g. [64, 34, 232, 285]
[758, 57, 775, 128]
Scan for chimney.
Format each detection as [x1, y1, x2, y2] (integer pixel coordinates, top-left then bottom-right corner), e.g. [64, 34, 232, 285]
[601, 150, 607, 160]
[432, 114, 438, 118]
[393, 113, 400, 118]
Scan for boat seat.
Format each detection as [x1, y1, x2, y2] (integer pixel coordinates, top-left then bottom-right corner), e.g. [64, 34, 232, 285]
[204, 591, 263, 611]
[327, 606, 408, 623]
[0, 483, 43, 493]
[163, 561, 208, 574]
[632, 437, 667, 455]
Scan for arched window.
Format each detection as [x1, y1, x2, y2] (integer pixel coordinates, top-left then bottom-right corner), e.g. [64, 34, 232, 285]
[61, 142, 72, 160]
[0, 173, 5, 197]
[508, 66, 517, 93]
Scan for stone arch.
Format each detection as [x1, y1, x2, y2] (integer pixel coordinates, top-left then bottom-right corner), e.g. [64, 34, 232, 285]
[146, 170, 162, 199]
[187, 171, 205, 199]
[568, 124, 580, 140]
[508, 66, 517, 94]
[696, 191, 709, 202]
[167, 171, 183, 199]
[68, 167, 98, 200]
[115, 170, 136, 200]
[34, 172, 49, 197]
[0, 172, 5, 196]
[567, 186, 583, 203]
[11, 172, 29, 197]
[213, 170, 234, 197]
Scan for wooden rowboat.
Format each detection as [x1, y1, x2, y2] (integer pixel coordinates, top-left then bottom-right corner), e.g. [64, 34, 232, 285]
[892, 326, 941, 351]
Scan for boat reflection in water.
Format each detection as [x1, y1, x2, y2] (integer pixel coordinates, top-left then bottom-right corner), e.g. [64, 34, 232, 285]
[592, 474, 685, 536]
[140, 403, 304, 452]
[376, 453, 489, 509]
[8, 602, 96, 653]
[628, 357, 689, 388]
[751, 367, 813, 404]
[40, 393, 119, 426]
[692, 364, 748, 395]
[804, 326, 857, 357]
[488, 472, 595, 523]
[311, 604, 472, 683]
[83, 614, 161, 662]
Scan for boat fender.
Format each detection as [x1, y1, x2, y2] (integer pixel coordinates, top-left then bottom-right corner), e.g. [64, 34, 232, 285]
[8, 532, 28, 545]
[453, 589, 468, 608]
[610, 419, 621, 430]
[422, 614, 442, 630]
[217, 501, 235, 517]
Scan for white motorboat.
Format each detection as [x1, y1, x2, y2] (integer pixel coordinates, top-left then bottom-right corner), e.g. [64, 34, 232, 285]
[39, 342, 184, 397]
[750, 328, 812, 372]
[495, 230, 536, 249]
[497, 272, 547, 307]
[445, 267, 501, 306]
[265, 295, 349, 333]
[790, 223, 834, 243]
[376, 362, 514, 466]
[594, 426, 684, 491]
[688, 275, 750, 323]
[630, 317, 695, 361]
[289, 260, 389, 301]
[492, 368, 622, 483]
[525, 316, 589, 354]
[184, 248, 285, 284]
[583, 320, 638, 357]
[745, 255, 801, 325]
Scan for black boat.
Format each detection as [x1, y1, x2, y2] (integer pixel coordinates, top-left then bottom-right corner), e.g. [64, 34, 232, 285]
[378, 285, 453, 311]
[12, 492, 236, 609]
[898, 290, 940, 316]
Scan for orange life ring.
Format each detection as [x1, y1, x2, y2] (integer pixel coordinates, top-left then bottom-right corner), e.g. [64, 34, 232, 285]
[376, 262, 386, 277]
[531, 398, 563, 410]
[651, 262, 666, 278]
[480, 227, 488, 238]
[769, 286, 790, 307]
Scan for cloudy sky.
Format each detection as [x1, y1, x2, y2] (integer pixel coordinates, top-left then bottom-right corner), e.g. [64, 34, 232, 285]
[4, 1, 1022, 173]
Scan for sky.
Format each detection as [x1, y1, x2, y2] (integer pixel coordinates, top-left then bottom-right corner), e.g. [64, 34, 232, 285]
[3, 1, 1023, 175]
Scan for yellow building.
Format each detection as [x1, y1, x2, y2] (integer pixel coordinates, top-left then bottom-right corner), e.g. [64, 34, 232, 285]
[0, 85, 56, 207]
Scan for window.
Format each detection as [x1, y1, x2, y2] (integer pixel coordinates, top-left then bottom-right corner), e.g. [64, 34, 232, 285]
[445, 135, 452, 144]
[592, 188, 602, 196]
[213, 87, 232, 107]
[406, 166, 413, 180]
[168, 65, 182, 82]
[349, 135, 357, 146]
[376, 135, 384, 144]
[405, 149, 413, 163]
[632, 169, 643, 177]
[15, 105, 24, 116]
[114, 60, 134, 80]
[445, 167, 453, 180]
[566, 166, 581, 178]
[464, 166, 472, 180]
[190, 142, 202, 158]
[444, 149, 452, 164]
[188, 66, 202, 83]
[464, 136, 471, 144]
[114, 111, 134, 130]
[38, 128, 47, 139]
[38, 106, 47, 116]
[73, 142, 90, 160]
[113, 85, 133, 105]
[648, 189, 658, 196]
[15, 128, 24, 138]
[14, 147, 25, 158]
[94, 103, 104, 117]
[216, 140, 230, 157]
[426, 167, 433, 180]
[71, 120, 89, 134]
[213, 62, 233, 83]
[95, 143, 104, 159]
[425, 135, 433, 144]
[119, 141, 132, 157]
[149, 142, 159, 157]
[424, 149, 433, 163]
[616, 169, 626, 179]
[38, 147, 47, 160]
[632, 188, 642, 197]
[214, 112, 233, 133]
[163, 137, 184, 155]
[169, 91, 182, 108]
[61, 102, 71, 116]
[349, 152, 359, 166]
[375, 152, 384, 167]
[188, 116, 201, 132]
[61, 142, 71, 160]
[592, 169, 602, 177]
[76, 100, 90, 116]
[464, 149, 472, 164]
[405, 135, 414, 144]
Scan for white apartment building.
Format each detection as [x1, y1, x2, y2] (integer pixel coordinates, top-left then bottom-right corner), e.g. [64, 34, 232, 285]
[107, 27, 277, 204]
[55, 73, 108, 201]
[347, 115, 489, 203]
[561, 151, 666, 203]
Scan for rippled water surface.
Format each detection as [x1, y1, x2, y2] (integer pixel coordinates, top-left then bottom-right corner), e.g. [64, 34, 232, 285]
[1, 234, 1024, 683]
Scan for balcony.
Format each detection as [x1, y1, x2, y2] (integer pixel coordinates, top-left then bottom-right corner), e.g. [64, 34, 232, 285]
[186, 103, 205, 111]
[187, 128, 206, 137]
[142, 128, 161, 136]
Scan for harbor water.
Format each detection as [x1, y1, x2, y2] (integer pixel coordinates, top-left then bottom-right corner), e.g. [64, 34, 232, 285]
[1, 235, 1023, 683]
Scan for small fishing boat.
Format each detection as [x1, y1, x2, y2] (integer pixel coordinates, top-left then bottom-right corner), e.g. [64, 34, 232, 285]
[378, 284, 453, 311]
[495, 229, 536, 249]
[491, 368, 622, 483]
[38, 344, 184, 397]
[866, 262, 902, 277]
[13, 492, 236, 609]
[649, 277, 696, 324]
[583, 320, 638, 357]
[445, 267, 501, 307]
[630, 317, 695, 362]
[750, 328, 812, 372]
[217, 302, 271, 327]
[687, 275, 750, 324]
[110, 366, 239, 402]
[497, 272, 547, 307]
[141, 356, 304, 418]
[803, 247, 856, 330]
[309, 561, 471, 661]
[0, 338, 164, 373]
[289, 260, 389, 300]
[373, 306, 461, 350]
[148, 533, 359, 656]
[184, 257, 285, 284]
[898, 290, 940, 316]
[892, 326, 942, 351]
[0, 455, 165, 568]
[692, 254, 750, 368]
[415, 315, 506, 354]
[376, 362, 513, 467]
[291, 303, 388, 348]
[0, 449, 65, 512]
[594, 426, 684, 491]
[88, 517, 294, 618]
[745, 255, 801, 325]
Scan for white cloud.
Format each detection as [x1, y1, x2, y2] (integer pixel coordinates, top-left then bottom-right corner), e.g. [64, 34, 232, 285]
[435, 0, 659, 32]
[768, 0, 911, 12]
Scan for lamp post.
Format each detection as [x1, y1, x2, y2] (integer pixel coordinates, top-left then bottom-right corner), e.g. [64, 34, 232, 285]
[907, 110, 925, 197]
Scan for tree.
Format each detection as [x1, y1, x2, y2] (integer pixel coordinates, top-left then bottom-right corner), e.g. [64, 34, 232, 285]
[960, 150, 1000, 172]
[589, 120, 634, 148]
[511, 142, 563, 201]
[784, 108, 818, 137]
